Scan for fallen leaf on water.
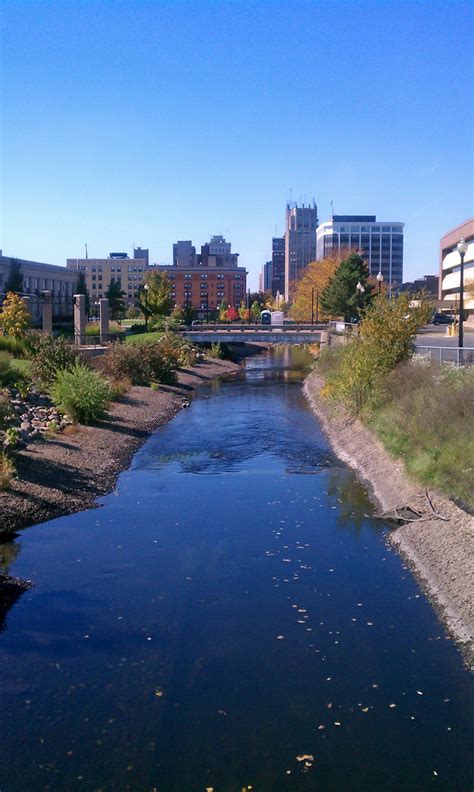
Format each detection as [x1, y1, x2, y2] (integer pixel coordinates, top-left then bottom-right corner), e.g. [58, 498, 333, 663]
[362, 707, 369, 713]
[389, 704, 396, 708]
[334, 722, 341, 727]
[296, 754, 314, 763]
[276, 635, 284, 640]
[416, 690, 423, 696]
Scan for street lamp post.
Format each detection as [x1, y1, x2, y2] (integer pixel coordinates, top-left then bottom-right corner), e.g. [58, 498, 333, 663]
[247, 288, 251, 326]
[457, 238, 468, 354]
[144, 282, 149, 331]
[311, 287, 314, 326]
[316, 290, 319, 323]
[356, 281, 365, 314]
[376, 271, 384, 294]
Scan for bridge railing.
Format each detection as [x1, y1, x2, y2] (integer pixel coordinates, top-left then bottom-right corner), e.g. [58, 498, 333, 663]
[179, 323, 326, 333]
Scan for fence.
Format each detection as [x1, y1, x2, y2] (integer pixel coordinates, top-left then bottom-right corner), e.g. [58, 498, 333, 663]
[415, 345, 474, 366]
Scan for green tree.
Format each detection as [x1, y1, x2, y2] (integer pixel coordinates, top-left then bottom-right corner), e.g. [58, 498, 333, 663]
[105, 278, 126, 319]
[5, 260, 23, 294]
[137, 271, 174, 323]
[320, 252, 373, 320]
[0, 292, 31, 338]
[76, 272, 90, 317]
[250, 300, 261, 321]
[218, 299, 229, 322]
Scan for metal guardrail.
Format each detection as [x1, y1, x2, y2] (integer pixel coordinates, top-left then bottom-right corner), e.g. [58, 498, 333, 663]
[415, 346, 474, 366]
[182, 323, 326, 333]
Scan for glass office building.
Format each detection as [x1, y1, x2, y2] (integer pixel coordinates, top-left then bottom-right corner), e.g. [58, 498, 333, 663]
[316, 215, 404, 293]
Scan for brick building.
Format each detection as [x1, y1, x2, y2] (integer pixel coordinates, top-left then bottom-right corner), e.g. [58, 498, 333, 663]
[154, 235, 247, 316]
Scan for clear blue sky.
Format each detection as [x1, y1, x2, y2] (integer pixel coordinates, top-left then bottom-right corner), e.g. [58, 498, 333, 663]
[1, 0, 473, 288]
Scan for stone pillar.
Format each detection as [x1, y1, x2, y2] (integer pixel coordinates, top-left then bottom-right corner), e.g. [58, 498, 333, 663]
[99, 298, 110, 344]
[320, 330, 329, 350]
[73, 294, 86, 345]
[41, 291, 53, 335]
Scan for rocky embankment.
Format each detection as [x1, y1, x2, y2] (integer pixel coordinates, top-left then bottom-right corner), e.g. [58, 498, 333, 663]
[1, 357, 240, 534]
[304, 370, 474, 671]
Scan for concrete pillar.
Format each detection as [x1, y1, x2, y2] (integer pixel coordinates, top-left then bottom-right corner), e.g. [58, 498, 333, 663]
[320, 330, 330, 350]
[73, 294, 86, 345]
[99, 298, 110, 344]
[41, 291, 53, 335]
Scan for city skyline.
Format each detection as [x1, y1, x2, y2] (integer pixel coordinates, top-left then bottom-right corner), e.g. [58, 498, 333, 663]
[2, 1, 473, 290]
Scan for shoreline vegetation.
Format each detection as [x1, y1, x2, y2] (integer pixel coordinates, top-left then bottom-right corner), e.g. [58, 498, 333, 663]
[0, 357, 240, 534]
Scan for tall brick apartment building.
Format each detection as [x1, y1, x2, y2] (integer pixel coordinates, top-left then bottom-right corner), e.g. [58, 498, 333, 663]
[153, 235, 247, 316]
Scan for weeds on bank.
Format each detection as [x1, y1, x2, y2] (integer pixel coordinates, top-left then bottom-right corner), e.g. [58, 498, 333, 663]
[0, 451, 15, 490]
[316, 294, 474, 508]
[366, 361, 474, 509]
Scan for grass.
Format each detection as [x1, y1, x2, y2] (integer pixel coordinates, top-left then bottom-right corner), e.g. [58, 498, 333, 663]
[364, 360, 474, 509]
[10, 358, 32, 376]
[125, 331, 163, 345]
[318, 349, 474, 510]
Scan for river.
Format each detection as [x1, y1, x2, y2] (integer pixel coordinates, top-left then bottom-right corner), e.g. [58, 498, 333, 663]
[0, 347, 472, 791]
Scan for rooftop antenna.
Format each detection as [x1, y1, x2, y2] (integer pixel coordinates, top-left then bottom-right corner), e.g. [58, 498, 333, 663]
[85, 243, 88, 259]
[289, 187, 293, 207]
[330, 200, 335, 217]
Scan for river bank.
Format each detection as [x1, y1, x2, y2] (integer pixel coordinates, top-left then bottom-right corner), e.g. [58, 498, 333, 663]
[304, 370, 474, 670]
[0, 357, 240, 534]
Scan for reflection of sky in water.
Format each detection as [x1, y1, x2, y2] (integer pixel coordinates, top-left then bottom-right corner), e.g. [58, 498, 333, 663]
[0, 348, 473, 792]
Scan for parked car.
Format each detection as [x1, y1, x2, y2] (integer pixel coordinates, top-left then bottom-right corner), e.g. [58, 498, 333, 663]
[431, 313, 454, 325]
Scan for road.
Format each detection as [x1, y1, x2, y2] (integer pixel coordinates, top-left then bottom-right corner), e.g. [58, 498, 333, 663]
[415, 326, 474, 349]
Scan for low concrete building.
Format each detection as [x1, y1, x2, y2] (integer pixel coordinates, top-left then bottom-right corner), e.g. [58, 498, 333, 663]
[0, 253, 78, 321]
[439, 218, 474, 324]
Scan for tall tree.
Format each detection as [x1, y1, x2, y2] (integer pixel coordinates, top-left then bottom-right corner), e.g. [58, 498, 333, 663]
[76, 272, 90, 317]
[320, 252, 373, 320]
[5, 260, 23, 294]
[137, 271, 174, 322]
[105, 278, 126, 319]
[290, 254, 340, 321]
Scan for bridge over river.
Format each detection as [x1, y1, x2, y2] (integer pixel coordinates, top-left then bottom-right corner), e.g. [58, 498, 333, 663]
[178, 323, 326, 344]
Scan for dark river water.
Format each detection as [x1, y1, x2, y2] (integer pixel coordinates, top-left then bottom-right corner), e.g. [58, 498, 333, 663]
[0, 348, 473, 792]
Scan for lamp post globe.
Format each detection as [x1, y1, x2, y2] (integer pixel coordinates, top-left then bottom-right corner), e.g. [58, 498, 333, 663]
[456, 238, 468, 352]
[376, 271, 384, 294]
[356, 281, 365, 313]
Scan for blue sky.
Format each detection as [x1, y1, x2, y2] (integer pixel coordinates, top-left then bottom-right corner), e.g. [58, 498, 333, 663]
[1, 0, 473, 288]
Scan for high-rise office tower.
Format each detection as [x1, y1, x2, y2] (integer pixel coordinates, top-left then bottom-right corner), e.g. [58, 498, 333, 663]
[284, 201, 318, 300]
[316, 215, 404, 294]
[173, 241, 197, 268]
[262, 261, 273, 292]
[271, 237, 285, 297]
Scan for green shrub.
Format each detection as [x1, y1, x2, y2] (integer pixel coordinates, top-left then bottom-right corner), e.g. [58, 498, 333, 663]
[30, 335, 79, 386]
[209, 342, 223, 359]
[0, 351, 13, 384]
[0, 451, 15, 490]
[50, 362, 110, 424]
[0, 389, 12, 428]
[102, 339, 178, 385]
[0, 334, 28, 357]
[320, 294, 432, 412]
